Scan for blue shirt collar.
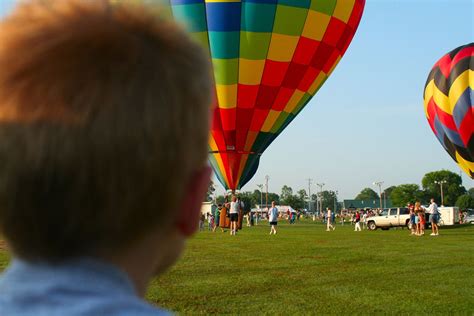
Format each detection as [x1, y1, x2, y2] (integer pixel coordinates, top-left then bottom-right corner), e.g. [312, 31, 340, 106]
[0, 257, 137, 297]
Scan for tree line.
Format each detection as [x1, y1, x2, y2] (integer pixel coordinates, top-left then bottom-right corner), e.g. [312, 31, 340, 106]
[206, 170, 474, 211]
[355, 170, 473, 209]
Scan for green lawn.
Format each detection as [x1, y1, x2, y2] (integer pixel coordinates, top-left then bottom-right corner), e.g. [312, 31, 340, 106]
[1, 221, 474, 314]
[147, 221, 474, 315]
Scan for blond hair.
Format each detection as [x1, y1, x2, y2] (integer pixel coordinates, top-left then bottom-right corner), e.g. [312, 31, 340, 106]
[0, 0, 212, 260]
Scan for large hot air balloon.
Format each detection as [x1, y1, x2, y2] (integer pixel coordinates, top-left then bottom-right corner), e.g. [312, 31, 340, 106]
[169, 0, 365, 190]
[424, 43, 474, 179]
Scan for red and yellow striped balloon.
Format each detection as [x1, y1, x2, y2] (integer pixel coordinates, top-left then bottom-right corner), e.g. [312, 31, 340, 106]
[424, 43, 474, 178]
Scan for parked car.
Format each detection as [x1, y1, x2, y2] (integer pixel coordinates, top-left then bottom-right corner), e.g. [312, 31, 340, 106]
[466, 211, 474, 224]
[367, 207, 410, 230]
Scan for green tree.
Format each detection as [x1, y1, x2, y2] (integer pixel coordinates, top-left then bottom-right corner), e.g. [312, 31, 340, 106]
[292, 189, 309, 210]
[215, 195, 226, 204]
[297, 189, 308, 201]
[468, 188, 474, 198]
[455, 194, 474, 210]
[421, 170, 466, 205]
[390, 184, 424, 206]
[383, 186, 396, 200]
[267, 193, 280, 205]
[284, 194, 305, 209]
[320, 190, 338, 211]
[252, 189, 263, 207]
[281, 185, 293, 202]
[205, 180, 215, 202]
[311, 193, 318, 211]
[238, 191, 255, 212]
[355, 188, 379, 200]
[259, 192, 280, 207]
[215, 191, 271, 210]
[278, 187, 307, 209]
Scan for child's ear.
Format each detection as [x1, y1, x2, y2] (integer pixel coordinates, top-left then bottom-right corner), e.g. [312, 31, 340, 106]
[176, 165, 212, 236]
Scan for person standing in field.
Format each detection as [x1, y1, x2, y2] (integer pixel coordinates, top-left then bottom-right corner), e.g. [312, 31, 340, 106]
[268, 201, 278, 235]
[213, 205, 220, 232]
[414, 202, 425, 236]
[419, 207, 426, 236]
[199, 213, 205, 231]
[427, 198, 440, 236]
[414, 205, 421, 235]
[226, 195, 239, 235]
[362, 211, 368, 229]
[331, 209, 336, 229]
[0, 1, 213, 315]
[326, 208, 335, 231]
[213, 204, 224, 233]
[354, 210, 362, 231]
[207, 213, 214, 231]
[408, 204, 416, 235]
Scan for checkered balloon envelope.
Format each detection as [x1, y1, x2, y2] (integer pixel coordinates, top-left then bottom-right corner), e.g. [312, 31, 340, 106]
[169, 0, 366, 190]
[424, 43, 474, 179]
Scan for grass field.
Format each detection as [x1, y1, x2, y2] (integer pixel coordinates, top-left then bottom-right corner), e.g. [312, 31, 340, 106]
[1, 221, 474, 314]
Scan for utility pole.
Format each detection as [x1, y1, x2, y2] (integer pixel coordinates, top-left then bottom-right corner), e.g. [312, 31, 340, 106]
[257, 184, 263, 209]
[373, 181, 384, 209]
[334, 190, 338, 213]
[434, 180, 447, 206]
[265, 175, 270, 210]
[316, 183, 325, 214]
[257, 184, 263, 225]
[306, 178, 313, 212]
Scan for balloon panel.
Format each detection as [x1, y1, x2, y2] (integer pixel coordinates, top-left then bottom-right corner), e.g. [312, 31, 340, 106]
[424, 43, 474, 178]
[170, 0, 365, 190]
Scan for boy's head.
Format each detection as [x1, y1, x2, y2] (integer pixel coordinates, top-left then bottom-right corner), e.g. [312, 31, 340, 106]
[0, 0, 212, 262]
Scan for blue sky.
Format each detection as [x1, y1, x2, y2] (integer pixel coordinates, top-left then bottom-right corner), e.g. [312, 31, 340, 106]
[0, 0, 473, 199]
[243, 0, 474, 199]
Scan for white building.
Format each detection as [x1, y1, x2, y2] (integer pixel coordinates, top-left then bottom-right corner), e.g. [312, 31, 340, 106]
[255, 205, 295, 215]
[201, 202, 217, 218]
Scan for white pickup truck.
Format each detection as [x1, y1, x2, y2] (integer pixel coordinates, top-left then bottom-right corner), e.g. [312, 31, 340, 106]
[367, 207, 411, 230]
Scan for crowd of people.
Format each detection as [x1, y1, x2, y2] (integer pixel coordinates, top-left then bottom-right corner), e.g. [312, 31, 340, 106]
[201, 196, 449, 238]
[202, 197, 281, 235]
[407, 198, 440, 236]
[322, 208, 363, 232]
[318, 199, 444, 236]
[320, 208, 371, 230]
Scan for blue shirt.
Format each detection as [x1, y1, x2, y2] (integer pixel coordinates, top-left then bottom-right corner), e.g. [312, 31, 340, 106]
[0, 258, 170, 316]
[269, 207, 278, 222]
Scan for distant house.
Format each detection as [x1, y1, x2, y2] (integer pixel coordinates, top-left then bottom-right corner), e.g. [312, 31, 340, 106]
[342, 199, 393, 209]
[255, 205, 295, 215]
[255, 204, 270, 211]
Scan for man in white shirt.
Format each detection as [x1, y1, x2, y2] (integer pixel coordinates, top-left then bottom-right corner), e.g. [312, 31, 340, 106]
[362, 212, 368, 229]
[227, 195, 240, 235]
[326, 208, 335, 231]
[427, 198, 440, 236]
